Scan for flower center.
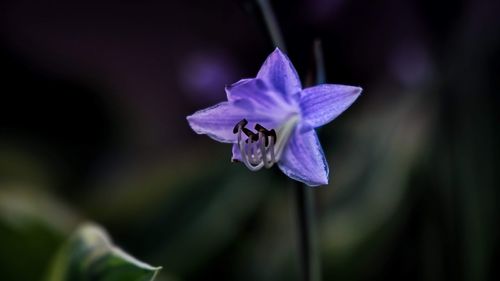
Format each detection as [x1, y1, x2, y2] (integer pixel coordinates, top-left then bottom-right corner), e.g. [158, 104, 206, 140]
[232, 115, 299, 171]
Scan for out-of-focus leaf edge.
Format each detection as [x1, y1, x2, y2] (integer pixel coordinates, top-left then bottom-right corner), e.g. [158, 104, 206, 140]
[44, 222, 161, 281]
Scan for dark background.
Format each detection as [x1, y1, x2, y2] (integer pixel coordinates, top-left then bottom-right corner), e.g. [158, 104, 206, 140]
[0, 0, 499, 280]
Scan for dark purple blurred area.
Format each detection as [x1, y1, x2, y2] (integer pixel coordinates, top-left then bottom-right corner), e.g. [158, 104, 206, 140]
[0, 0, 264, 145]
[0, 0, 499, 281]
[0, 0, 269, 193]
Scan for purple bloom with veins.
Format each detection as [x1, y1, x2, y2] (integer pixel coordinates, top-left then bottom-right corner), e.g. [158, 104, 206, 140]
[187, 48, 362, 186]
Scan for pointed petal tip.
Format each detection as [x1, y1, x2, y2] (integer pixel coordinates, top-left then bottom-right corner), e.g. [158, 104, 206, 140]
[349, 86, 363, 100]
[186, 113, 195, 125]
[185, 102, 246, 143]
[185, 112, 202, 135]
[287, 172, 329, 187]
[257, 47, 302, 98]
[277, 130, 329, 187]
[302, 169, 329, 187]
[269, 47, 290, 62]
[186, 113, 202, 130]
[343, 85, 363, 96]
[303, 178, 329, 187]
[272, 46, 285, 55]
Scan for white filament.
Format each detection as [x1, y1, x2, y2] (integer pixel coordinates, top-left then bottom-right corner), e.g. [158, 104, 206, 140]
[236, 115, 299, 171]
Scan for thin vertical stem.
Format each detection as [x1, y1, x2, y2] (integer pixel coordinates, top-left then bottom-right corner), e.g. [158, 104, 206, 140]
[256, 0, 287, 51]
[254, 2, 322, 280]
[313, 39, 326, 84]
[295, 182, 321, 281]
[295, 39, 324, 281]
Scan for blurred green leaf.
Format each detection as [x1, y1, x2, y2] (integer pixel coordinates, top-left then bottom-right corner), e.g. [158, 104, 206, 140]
[45, 223, 161, 281]
[0, 187, 78, 281]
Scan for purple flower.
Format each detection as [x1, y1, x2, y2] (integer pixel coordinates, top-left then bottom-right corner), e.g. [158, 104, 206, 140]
[187, 48, 361, 186]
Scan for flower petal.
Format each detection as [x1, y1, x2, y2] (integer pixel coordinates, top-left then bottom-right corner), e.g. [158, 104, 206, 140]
[300, 84, 362, 128]
[278, 129, 329, 186]
[231, 143, 241, 162]
[226, 78, 277, 106]
[257, 48, 302, 100]
[225, 79, 256, 101]
[225, 78, 297, 116]
[187, 100, 273, 143]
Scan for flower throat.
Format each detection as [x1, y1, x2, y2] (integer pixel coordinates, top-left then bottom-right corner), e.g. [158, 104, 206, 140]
[232, 115, 299, 171]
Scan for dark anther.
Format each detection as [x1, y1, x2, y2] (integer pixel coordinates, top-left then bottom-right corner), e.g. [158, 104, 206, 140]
[242, 127, 253, 137]
[242, 128, 259, 142]
[234, 120, 276, 146]
[254, 124, 269, 145]
[254, 123, 276, 146]
[233, 119, 248, 134]
[254, 123, 268, 133]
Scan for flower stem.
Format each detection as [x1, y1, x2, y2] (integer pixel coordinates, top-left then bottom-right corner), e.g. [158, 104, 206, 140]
[295, 39, 324, 281]
[255, 0, 287, 51]
[295, 182, 321, 281]
[313, 39, 326, 84]
[253, 2, 322, 279]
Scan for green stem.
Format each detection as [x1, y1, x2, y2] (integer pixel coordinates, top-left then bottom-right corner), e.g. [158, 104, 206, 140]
[254, 2, 322, 279]
[295, 182, 321, 281]
[295, 40, 324, 281]
[313, 39, 326, 84]
[256, 0, 286, 51]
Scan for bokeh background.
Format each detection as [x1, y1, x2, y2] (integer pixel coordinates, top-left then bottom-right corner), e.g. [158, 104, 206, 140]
[0, 0, 499, 280]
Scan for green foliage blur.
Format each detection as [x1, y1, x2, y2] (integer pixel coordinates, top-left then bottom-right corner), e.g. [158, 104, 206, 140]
[46, 224, 161, 281]
[0, 0, 498, 281]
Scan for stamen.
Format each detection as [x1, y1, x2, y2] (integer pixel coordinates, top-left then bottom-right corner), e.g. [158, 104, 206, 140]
[242, 128, 259, 142]
[267, 129, 276, 165]
[233, 119, 248, 134]
[255, 123, 270, 146]
[236, 121, 264, 171]
[233, 115, 298, 171]
[248, 142, 261, 165]
[254, 124, 266, 131]
[259, 131, 274, 168]
[268, 129, 277, 143]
